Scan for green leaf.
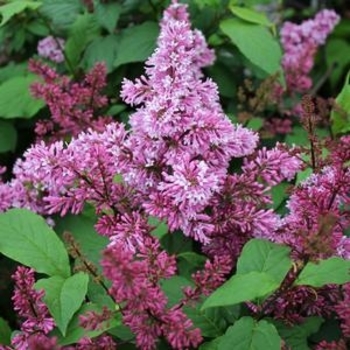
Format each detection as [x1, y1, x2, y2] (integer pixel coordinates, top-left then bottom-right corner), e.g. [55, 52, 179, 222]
[0, 120, 17, 152]
[273, 316, 323, 350]
[220, 18, 282, 77]
[246, 117, 263, 131]
[65, 13, 100, 68]
[95, 2, 121, 33]
[296, 167, 313, 185]
[202, 272, 279, 310]
[0, 62, 27, 83]
[107, 104, 126, 116]
[0, 209, 70, 277]
[194, 0, 222, 9]
[184, 305, 228, 338]
[207, 63, 237, 98]
[35, 272, 89, 336]
[114, 22, 159, 67]
[199, 338, 222, 350]
[107, 324, 134, 341]
[237, 239, 292, 284]
[326, 39, 350, 89]
[54, 212, 108, 271]
[230, 0, 282, 5]
[160, 276, 193, 307]
[148, 216, 168, 240]
[82, 35, 119, 73]
[87, 279, 114, 309]
[309, 318, 342, 344]
[177, 251, 206, 278]
[295, 257, 350, 287]
[285, 126, 309, 146]
[26, 20, 49, 36]
[0, 0, 41, 26]
[40, 0, 83, 31]
[113, 173, 124, 184]
[229, 5, 273, 28]
[53, 302, 121, 345]
[331, 71, 350, 134]
[0, 75, 45, 118]
[160, 230, 193, 254]
[0, 317, 11, 345]
[270, 182, 288, 210]
[218, 317, 281, 350]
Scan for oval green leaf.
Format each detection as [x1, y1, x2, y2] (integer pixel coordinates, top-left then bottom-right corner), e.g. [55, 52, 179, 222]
[0, 120, 17, 152]
[237, 239, 292, 284]
[230, 6, 273, 28]
[295, 257, 350, 287]
[201, 271, 279, 310]
[0, 209, 70, 277]
[114, 22, 159, 67]
[220, 18, 282, 77]
[218, 317, 281, 350]
[0, 75, 45, 119]
[35, 272, 89, 336]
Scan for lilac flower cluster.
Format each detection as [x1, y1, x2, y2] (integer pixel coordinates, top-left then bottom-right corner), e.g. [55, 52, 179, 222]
[120, 2, 273, 244]
[335, 283, 350, 338]
[29, 60, 112, 141]
[281, 9, 339, 93]
[37, 36, 65, 63]
[244, 136, 350, 327]
[276, 136, 350, 261]
[0, 122, 129, 216]
[10, 267, 55, 350]
[103, 238, 202, 349]
[1, 0, 349, 348]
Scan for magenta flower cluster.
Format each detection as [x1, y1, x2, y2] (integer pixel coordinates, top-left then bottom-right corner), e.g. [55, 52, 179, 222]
[29, 60, 112, 141]
[37, 36, 65, 63]
[9, 267, 55, 350]
[281, 9, 339, 93]
[277, 136, 350, 261]
[103, 238, 202, 349]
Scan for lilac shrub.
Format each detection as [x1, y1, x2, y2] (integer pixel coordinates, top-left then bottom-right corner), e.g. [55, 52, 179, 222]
[0, 1, 349, 349]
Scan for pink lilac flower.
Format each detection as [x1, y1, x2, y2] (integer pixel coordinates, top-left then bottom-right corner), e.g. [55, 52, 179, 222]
[242, 143, 302, 186]
[0, 122, 130, 216]
[120, 0, 258, 243]
[183, 255, 232, 301]
[11, 266, 55, 350]
[334, 283, 350, 338]
[106, 211, 151, 252]
[75, 335, 116, 350]
[37, 36, 65, 63]
[262, 284, 339, 324]
[277, 163, 350, 260]
[263, 118, 292, 136]
[314, 339, 347, 350]
[79, 307, 114, 331]
[280, 9, 339, 94]
[203, 145, 301, 261]
[102, 237, 201, 350]
[0, 0, 289, 259]
[26, 334, 61, 350]
[30, 59, 112, 141]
